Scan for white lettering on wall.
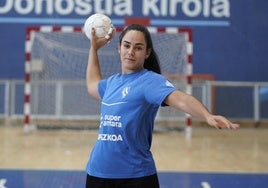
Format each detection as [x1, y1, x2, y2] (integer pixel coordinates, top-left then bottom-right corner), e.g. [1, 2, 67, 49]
[143, 0, 230, 18]
[15, 0, 34, 15]
[0, 0, 13, 13]
[0, 0, 132, 16]
[0, 0, 229, 18]
[114, 0, 133, 16]
[35, 0, 53, 15]
[212, 0, 230, 17]
[55, 0, 74, 15]
[182, 0, 202, 17]
[75, 0, 92, 15]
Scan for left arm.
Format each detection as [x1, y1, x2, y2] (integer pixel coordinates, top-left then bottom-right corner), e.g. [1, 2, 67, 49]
[164, 90, 239, 129]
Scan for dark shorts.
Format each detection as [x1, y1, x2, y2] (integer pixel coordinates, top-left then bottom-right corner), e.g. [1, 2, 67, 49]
[85, 173, 160, 188]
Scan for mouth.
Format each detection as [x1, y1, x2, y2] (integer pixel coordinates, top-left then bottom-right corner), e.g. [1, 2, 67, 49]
[125, 58, 135, 62]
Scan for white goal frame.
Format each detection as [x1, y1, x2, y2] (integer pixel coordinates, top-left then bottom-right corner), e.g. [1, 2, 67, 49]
[24, 25, 193, 135]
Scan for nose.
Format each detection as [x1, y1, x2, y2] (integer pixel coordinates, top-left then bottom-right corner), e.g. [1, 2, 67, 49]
[127, 47, 134, 56]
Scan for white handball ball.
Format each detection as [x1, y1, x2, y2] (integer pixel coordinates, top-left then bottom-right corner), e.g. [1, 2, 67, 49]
[83, 13, 113, 40]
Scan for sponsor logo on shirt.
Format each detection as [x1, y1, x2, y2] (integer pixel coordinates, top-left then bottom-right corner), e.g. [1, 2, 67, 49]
[166, 80, 175, 88]
[100, 114, 122, 128]
[98, 134, 123, 142]
[122, 86, 130, 98]
[99, 114, 123, 142]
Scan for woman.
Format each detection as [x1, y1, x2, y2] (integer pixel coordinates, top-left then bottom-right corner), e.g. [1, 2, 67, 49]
[86, 24, 239, 188]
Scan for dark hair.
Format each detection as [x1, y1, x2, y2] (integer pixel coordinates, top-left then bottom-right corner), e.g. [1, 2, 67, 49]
[119, 24, 161, 74]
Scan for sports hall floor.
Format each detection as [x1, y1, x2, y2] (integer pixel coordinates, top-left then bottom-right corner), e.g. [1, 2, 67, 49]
[0, 124, 267, 188]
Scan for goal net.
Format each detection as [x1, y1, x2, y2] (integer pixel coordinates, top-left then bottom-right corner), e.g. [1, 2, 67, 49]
[24, 26, 192, 130]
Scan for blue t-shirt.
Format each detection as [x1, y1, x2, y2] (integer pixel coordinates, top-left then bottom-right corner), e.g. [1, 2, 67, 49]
[86, 69, 176, 178]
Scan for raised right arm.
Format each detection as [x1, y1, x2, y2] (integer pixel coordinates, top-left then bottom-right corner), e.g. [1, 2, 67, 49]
[86, 44, 102, 100]
[86, 28, 115, 100]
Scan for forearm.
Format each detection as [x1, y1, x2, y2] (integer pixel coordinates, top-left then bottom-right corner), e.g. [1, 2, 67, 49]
[180, 94, 211, 121]
[165, 90, 239, 129]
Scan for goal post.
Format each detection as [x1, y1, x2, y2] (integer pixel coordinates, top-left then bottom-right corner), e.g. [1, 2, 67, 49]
[24, 25, 193, 135]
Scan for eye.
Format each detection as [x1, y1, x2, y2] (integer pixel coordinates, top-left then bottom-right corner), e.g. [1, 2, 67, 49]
[135, 46, 143, 50]
[123, 43, 130, 48]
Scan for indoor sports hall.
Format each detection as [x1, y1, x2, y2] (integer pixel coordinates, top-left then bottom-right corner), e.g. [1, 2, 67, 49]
[0, 1, 268, 188]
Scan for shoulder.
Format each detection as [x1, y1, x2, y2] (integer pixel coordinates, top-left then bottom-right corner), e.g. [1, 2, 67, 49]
[143, 69, 165, 80]
[108, 73, 120, 80]
[143, 70, 173, 85]
[99, 73, 120, 88]
[103, 73, 121, 84]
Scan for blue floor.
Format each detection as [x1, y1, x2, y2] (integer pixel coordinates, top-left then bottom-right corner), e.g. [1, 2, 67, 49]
[0, 169, 267, 188]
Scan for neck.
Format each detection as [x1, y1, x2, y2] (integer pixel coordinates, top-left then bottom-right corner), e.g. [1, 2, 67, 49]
[122, 67, 144, 74]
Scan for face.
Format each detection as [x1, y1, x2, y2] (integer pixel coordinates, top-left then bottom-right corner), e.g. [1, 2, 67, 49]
[118, 30, 151, 74]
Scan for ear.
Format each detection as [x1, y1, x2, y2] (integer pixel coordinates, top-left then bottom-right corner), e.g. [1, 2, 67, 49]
[146, 48, 152, 59]
[117, 43, 120, 54]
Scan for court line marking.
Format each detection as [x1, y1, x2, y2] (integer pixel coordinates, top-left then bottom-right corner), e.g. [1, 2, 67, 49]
[201, 181, 211, 188]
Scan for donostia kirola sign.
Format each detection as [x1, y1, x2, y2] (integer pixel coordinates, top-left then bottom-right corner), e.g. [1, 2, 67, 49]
[0, 0, 230, 19]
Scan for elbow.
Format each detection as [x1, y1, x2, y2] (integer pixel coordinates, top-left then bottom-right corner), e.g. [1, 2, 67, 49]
[87, 83, 101, 101]
[87, 85, 94, 96]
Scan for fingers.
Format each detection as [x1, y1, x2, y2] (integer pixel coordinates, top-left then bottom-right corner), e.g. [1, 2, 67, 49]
[105, 33, 111, 44]
[207, 115, 239, 130]
[90, 27, 96, 38]
[215, 116, 240, 130]
[90, 27, 113, 49]
[91, 27, 115, 46]
[105, 27, 115, 43]
[105, 27, 113, 38]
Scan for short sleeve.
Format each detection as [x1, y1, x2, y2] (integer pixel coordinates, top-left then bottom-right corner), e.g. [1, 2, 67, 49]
[98, 79, 107, 99]
[144, 74, 176, 106]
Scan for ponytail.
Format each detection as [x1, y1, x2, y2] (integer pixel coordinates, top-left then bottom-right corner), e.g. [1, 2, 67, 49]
[144, 49, 161, 74]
